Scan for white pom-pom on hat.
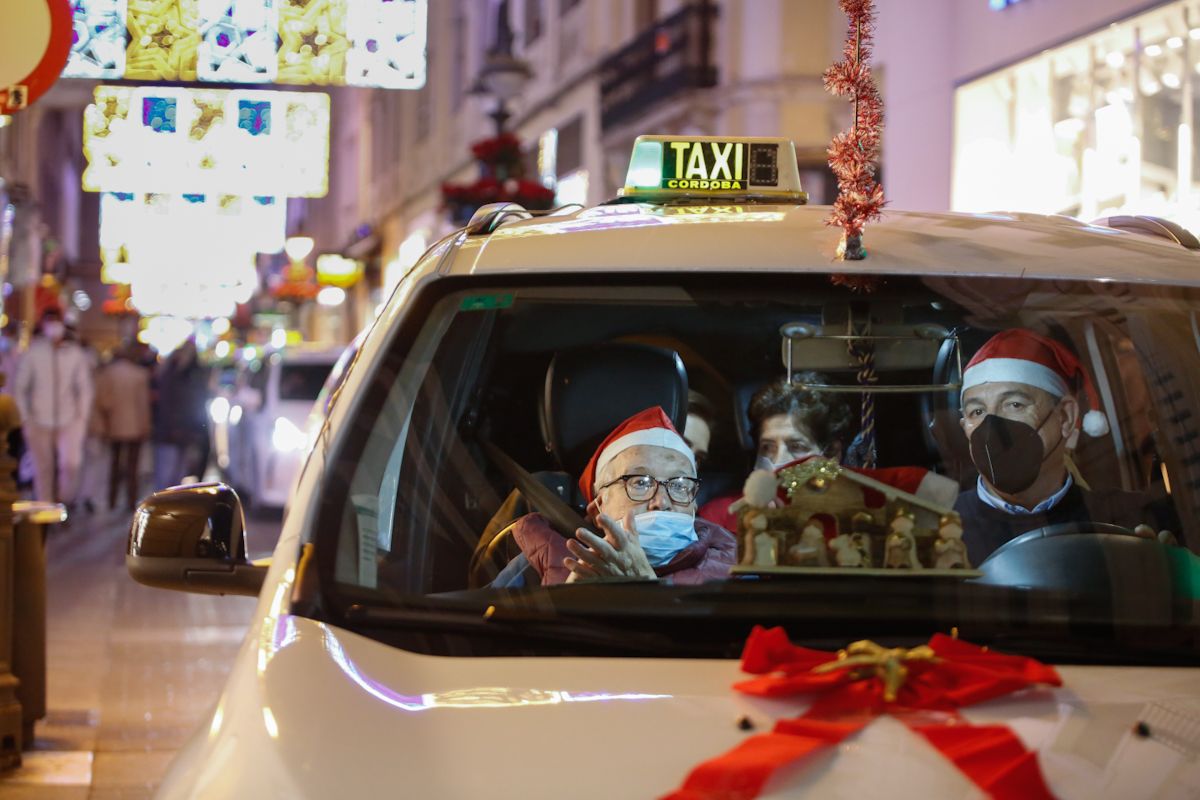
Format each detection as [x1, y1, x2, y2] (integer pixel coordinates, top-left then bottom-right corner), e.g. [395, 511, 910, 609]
[1082, 409, 1109, 437]
[741, 469, 779, 508]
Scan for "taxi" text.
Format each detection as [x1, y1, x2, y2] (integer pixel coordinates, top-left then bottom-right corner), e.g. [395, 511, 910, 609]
[665, 141, 746, 187]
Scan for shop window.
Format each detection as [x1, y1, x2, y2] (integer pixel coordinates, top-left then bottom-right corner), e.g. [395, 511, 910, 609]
[557, 115, 583, 175]
[952, 0, 1200, 232]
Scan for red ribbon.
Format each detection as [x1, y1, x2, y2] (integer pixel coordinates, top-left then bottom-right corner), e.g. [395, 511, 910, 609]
[662, 627, 1062, 800]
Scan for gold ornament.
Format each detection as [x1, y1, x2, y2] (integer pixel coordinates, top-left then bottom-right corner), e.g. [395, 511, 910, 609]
[778, 458, 842, 499]
[813, 640, 939, 702]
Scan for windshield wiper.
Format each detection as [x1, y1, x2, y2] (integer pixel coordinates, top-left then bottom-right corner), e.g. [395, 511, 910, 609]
[342, 603, 698, 656]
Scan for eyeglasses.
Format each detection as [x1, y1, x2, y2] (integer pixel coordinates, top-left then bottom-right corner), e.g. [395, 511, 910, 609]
[599, 474, 701, 504]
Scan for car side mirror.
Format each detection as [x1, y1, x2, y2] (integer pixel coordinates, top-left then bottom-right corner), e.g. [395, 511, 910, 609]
[126, 482, 267, 596]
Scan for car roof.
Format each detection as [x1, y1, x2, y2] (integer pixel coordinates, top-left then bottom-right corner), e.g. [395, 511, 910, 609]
[446, 203, 1200, 287]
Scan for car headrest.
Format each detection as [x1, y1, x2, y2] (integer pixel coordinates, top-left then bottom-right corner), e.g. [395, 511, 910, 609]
[541, 343, 689, 477]
[732, 381, 759, 451]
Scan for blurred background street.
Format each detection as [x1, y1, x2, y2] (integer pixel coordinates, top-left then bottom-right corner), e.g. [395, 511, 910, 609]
[2, 503, 278, 799]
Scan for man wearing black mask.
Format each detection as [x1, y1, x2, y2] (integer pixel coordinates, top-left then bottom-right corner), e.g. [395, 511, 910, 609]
[954, 329, 1168, 564]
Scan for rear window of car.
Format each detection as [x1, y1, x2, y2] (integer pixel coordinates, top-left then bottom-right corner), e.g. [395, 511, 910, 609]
[279, 362, 333, 401]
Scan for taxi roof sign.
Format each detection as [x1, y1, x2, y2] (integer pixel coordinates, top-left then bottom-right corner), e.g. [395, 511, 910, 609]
[619, 135, 807, 202]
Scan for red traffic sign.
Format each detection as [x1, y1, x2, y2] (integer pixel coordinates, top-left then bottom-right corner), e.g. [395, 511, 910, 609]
[0, 0, 72, 114]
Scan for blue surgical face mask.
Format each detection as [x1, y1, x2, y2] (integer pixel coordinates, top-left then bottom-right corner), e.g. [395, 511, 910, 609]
[633, 510, 698, 567]
[754, 455, 781, 472]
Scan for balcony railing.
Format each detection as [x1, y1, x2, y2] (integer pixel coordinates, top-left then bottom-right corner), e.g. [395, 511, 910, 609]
[599, 1, 718, 130]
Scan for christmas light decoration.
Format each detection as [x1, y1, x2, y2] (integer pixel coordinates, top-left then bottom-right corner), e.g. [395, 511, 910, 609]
[67, 0, 128, 79]
[62, 0, 427, 88]
[277, 0, 349, 85]
[197, 0, 279, 83]
[825, 0, 886, 266]
[99, 190, 284, 283]
[315, 254, 362, 288]
[345, 0, 428, 89]
[83, 85, 330, 197]
[125, 0, 202, 81]
[97, 191, 268, 318]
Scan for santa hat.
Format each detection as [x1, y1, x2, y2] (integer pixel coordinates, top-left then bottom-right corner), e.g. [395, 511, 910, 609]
[962, 329, 1109, 437]
[579, 406, 696, 502]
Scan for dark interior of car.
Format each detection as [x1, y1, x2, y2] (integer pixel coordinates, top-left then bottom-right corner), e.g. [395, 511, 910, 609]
[348, 276, 1186, 597]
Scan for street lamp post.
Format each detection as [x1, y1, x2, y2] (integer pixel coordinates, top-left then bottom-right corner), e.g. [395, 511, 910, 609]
[469, 0, 533, 136]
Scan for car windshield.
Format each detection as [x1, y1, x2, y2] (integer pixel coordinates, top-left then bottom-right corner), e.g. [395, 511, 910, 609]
[308, 274, 1200, 663]
[279, 362, 333, 401]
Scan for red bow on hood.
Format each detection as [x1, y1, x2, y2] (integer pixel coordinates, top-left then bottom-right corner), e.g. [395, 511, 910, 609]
[663, 626, 1063, 800]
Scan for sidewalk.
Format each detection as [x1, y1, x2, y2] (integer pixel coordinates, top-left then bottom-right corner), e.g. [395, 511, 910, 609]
[1, 504, 261, 799]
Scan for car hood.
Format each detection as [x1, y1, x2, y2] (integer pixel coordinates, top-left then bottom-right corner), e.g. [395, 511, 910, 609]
[158, 614, 1200, 799]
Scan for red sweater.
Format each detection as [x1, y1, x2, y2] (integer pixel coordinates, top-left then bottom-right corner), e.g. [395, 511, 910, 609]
[512, 513, 737, 586]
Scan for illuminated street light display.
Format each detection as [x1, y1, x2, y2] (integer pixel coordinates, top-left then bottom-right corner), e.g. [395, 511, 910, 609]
[100, 192, 285, 260]
[315, 253, 362, 287]
[316, 285, 345, 307]
[83, 85, 330, 197]
[63, 0, 427, 88]
[97, 191, 264, 317]
[198, 0, 279, 83]
[283, 235, 315, 262]
[66, 0, 127, 79]
[343, 0, 427, 88]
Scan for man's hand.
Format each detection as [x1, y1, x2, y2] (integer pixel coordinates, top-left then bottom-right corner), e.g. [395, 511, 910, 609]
[563, 512, 657, 583]
[1134, 524, 1179, 546]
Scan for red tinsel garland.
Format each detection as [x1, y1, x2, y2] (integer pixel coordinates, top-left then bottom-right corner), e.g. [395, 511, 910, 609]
[825, 0, 886, 277]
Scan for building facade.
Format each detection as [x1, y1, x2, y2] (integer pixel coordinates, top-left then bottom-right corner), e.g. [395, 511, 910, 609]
[321, 0, 854, 299]
[0, 80, 110, 344]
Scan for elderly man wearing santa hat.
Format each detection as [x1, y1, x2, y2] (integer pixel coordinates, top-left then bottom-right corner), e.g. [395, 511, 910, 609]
[511, 406, 737, 585]
[955, 328, 1170, 564]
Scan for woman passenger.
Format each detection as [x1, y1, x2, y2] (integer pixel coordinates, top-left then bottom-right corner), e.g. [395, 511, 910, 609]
[698, 372, 853, 531]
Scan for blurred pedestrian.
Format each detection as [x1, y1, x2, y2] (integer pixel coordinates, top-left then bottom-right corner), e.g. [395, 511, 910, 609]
[152, 339, 210, 488]
[13, 307, 95, 508]
[0, 323, 20, 395]
[96, 343, 151, 510]
[72, 328, 107, 515]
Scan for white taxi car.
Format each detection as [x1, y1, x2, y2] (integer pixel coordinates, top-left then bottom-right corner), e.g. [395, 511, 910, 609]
[128, 136, 1200, 799]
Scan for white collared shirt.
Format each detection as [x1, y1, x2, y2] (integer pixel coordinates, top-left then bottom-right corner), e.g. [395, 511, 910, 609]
[976, 475, 1073, 515]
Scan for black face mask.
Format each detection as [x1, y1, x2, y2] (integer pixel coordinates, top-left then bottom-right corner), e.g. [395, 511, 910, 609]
[968, 409, 1063, 495]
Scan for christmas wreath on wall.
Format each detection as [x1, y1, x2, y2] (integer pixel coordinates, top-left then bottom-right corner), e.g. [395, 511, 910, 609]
[441, 132, 557, 226]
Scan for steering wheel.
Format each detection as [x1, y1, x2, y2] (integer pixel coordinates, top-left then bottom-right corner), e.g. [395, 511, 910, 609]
[979, 521, 1141, 565]
[467, 521, 520, 589]
[974, 521, 1164, 596]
